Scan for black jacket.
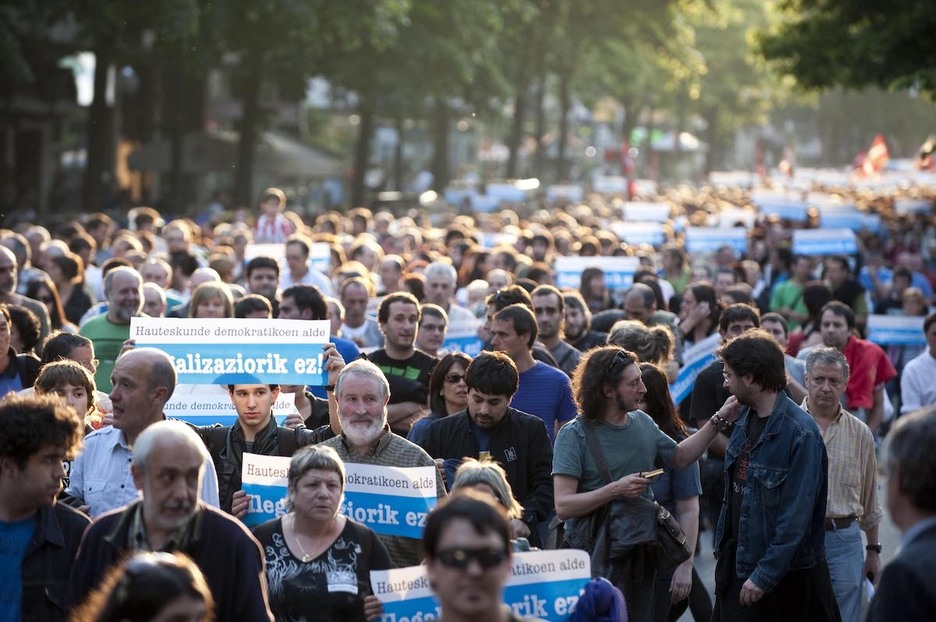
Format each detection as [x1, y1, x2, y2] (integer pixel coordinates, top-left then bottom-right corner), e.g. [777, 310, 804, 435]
[194, 416, 332, 513]
[420, 408, 554, 532]
[21, 503, 91, 622]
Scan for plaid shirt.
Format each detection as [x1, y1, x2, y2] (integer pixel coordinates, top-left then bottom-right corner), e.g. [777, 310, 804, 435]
[321, 429, 446, 567]
[803, 398, 883, 530]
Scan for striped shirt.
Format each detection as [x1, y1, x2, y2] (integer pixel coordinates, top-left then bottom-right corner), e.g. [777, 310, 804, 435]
[321, 429, 446, 567]
[802, 398, 883, 530]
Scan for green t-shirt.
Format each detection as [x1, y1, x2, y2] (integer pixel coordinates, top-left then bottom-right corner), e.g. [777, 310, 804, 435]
[552, 412, 677, 496]
[79, 315, 131, 392]
[769, 280, 808, 329]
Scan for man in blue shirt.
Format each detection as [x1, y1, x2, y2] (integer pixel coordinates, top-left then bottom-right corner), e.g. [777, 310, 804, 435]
[0, 393, 88, 622]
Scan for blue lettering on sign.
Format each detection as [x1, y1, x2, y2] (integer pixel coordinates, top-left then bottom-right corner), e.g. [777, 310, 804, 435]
[340, 491, 437, 538]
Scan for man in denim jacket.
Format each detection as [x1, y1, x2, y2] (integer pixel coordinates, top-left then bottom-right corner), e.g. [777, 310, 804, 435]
[713, 330, 840, 621]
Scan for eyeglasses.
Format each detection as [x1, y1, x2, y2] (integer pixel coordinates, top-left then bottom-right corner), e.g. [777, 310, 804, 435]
[77, 359, 100, 370]
[445, 374, 465, 384]
[607, 349, 632, 379]
[435, 547, 507, 570]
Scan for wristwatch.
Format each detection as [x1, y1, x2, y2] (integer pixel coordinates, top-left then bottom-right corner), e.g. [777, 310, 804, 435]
[865, 543, 882, 553]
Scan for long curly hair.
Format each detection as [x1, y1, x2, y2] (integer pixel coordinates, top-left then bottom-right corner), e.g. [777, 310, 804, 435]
[572, 346, 638, 421]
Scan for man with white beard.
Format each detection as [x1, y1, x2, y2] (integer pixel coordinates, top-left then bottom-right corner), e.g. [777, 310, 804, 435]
[321, 359, 447, 567]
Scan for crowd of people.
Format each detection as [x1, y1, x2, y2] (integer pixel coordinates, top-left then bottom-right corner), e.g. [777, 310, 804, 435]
[1, 180, 936, 622]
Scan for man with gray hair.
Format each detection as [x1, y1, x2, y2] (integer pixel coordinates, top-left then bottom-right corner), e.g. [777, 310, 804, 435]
[66, 420, 273, 621]
[424, 261, 476, 324]
[867, 407, 936, 621]
[79, 266, 145, 391]
[321, 359, 446, 567]
[801, 346, 882, 622]
[0, 243, 52, 348]
[65, 348, 219, 516]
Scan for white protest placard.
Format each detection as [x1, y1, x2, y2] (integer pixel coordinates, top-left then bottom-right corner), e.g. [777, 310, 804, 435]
[310, 242, 331, 275]
[241, 453, 290, 527]
[485, 182, 528, 203]
[867, 314, 927, 347]
[240, 457, 440, 534]
[554, 256, 640, 293]
[818, 210, 881, 232]
[480, 232, 518, 249]
[669, 332, 721, 405]
[593, 175, 629, 194]
[684, 227, 747, 255]
[621, 201, 671, 222]
[164, 391, 298, 427]
[547, 184, 584, 202]
[130, 317, 330, 385]
[371, 549, 591, 622]
[709, 171, 756, 188]
[792, 229, 858, 256]
[894, 199, 931, 215]
[441, 315, 484, 357]
[609, 222, 667, 247]
[752, 195, 808, 222]
[718, 208, 756, 229]
[342, 463, 439, 538]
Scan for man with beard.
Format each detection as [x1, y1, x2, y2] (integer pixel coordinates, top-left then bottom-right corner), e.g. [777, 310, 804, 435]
[79, 267, 144, 392]
[561, 291, 607, 352]
[554, 345, 746, 621]
[65, 421, 274, 621]
[367, 292, 438, 436]
[321, 359, 446, 568]
[0, 394, 87, 622]
[64, 348, 219, 517]
[711, 331, 837, 621]
[420, 351, 554, 547]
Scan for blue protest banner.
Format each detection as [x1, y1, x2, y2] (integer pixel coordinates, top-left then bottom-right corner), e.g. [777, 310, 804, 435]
[342, 463, 439, 538]
[441, 316, 484, 357]
[621, 202, 671, 222]
[130, 318, 330, 385]
[867, 314, 927, 346]
[753, 196, 808, 222]
[669, 333, 721, 405]
[792, 229, 858, 255]
[371, 550, 591, 622]
[241, 453, 290, 527]
[610, 222, 667, 247]
[684, 227, 747, 255]
[164, 391, 298, 427]
[554, 256, 640, 293]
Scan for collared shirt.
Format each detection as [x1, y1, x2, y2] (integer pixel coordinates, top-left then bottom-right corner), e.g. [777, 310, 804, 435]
[66, 425, 220, 517]
[802, 397, 883, 530]
[841, 336, 897, 410]
[127, 501, 194, 552]
[321, 430, 446, 568]
[901, 515, 936, 549]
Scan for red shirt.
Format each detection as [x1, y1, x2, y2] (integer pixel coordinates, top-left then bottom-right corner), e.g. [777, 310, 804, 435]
[842, 336, 897, 409]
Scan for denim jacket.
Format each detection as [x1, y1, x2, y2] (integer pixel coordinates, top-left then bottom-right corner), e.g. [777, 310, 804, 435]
[714, 393, 828, 591]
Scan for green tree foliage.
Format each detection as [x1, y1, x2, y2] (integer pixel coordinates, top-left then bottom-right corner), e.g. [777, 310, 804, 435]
[759, 0, 936, 97]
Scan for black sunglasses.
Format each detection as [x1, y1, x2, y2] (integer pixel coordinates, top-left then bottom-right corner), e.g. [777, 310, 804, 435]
[435, 547, 508, 570]
[607, 349, 632, 379]
[445, 374, 465, 384]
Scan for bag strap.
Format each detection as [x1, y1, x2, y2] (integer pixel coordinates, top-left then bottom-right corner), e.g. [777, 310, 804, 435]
[577, 416, 613, 486]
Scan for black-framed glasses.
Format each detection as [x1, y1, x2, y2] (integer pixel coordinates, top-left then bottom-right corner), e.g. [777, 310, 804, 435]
[445, 374, 465, 384]
[435, 547, 508, 570]
[607, 349, 632, 379]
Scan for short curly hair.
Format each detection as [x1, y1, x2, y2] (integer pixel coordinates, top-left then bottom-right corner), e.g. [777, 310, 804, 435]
[0, 393, 83, 468]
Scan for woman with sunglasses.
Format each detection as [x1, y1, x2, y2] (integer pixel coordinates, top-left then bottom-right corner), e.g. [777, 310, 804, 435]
[252, 445, 391, 622]
[407, 352, 471, 447]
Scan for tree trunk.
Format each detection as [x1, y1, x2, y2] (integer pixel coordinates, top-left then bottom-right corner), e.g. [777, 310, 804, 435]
[163, 57, 205, 214]
[393, 113, 404, 191]
[506, 87, 527, 179]
[350, 100, 373, 207]
[556, 72, 571, 182]
[82, 43, 115, 213]
[533, 75, 546, 182]
[430, 100, 450, 192]
[234, 63, 262, 208]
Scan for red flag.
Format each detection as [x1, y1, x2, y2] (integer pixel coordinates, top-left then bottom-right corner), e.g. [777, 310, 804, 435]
[862, 134, 889, 176]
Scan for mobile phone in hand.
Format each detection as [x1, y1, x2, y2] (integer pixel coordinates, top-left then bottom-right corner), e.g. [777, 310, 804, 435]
[640, 468, 664, 479]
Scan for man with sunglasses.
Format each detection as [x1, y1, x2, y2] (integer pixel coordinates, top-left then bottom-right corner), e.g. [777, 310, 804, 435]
[424, 491, 543, 622]
[420, 351, 554, 547]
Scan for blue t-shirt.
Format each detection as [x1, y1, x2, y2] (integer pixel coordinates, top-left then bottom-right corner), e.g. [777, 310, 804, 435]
[511, 362, 577, 444]
[0, 516, 38, 622]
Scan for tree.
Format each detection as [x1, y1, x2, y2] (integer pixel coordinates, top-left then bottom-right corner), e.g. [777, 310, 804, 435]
[759, 0, 936, 98]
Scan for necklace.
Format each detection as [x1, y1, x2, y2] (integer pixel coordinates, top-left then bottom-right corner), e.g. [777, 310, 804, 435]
[289, 515, 314, 563]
